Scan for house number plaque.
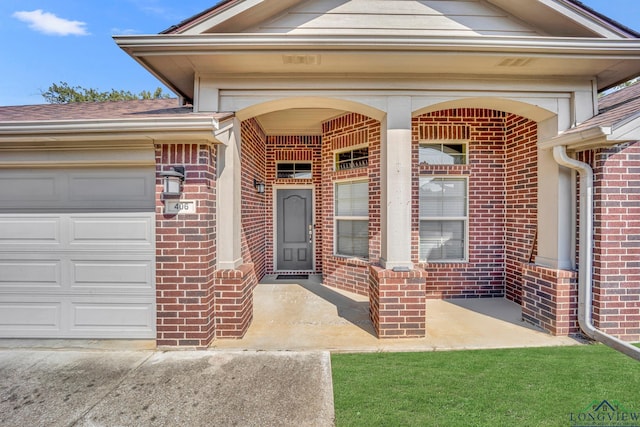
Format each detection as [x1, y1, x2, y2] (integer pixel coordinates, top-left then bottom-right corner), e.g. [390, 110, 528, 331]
[164, 200, 197, 215]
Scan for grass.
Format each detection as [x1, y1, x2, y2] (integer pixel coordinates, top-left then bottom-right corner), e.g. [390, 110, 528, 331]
[331, 344, 640, 426]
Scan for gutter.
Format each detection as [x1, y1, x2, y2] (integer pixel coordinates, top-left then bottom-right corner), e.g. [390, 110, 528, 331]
[552, 146, 640, 361]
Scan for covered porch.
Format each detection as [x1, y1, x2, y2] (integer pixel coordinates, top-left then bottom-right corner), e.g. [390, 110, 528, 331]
[210, 275, 579, 352]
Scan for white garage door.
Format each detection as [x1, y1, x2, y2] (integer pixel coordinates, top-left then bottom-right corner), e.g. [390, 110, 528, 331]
[0, 167, 156, 338]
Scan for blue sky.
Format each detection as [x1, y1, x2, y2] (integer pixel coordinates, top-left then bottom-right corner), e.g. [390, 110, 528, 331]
[2, 0, 639, 106]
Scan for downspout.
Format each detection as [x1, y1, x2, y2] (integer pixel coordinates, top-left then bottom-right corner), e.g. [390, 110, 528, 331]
[552, 145, 640, 361]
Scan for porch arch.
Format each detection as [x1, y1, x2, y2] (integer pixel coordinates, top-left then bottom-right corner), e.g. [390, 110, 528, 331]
[413, 97, 558, 123]
[234, 96, 386, 123]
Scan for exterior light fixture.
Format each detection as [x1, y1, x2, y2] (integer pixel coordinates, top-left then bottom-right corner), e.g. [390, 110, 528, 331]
[253, 178, 265, 194]
[160, 166, 185, 198]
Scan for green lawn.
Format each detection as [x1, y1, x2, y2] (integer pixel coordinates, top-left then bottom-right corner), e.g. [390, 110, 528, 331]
[332, 344, 640, 426]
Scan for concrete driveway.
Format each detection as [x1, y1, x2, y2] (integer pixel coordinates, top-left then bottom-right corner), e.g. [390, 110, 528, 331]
[0, 349, 334, 427]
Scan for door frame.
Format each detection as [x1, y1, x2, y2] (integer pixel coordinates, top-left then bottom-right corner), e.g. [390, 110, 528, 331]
[273, 184, 316, 273]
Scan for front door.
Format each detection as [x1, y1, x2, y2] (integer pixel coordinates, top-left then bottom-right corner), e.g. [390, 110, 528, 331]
[276, 189, 313, 271]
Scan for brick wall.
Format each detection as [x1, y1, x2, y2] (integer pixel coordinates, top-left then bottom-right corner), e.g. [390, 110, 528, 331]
[521, 264, 579, 335]
[369, 265, 427, 338]
[241, 118, 267, 280]
[591, 141, 640, 341]
[504, 115, 538, 303]
[265, 135, 322, 274]
[410, 109, 537, 300]
[155, 143, 217, 348]
[413, 109, 505, 298]
[321, 113, 381, 295]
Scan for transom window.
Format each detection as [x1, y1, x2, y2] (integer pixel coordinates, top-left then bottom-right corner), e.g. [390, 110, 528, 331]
[419, 142, 467, 165]
[335, 147, 369, 171]
[335, 180, 369, 259]
[277, 163, 312, 179]
[419, 177, 468, 262]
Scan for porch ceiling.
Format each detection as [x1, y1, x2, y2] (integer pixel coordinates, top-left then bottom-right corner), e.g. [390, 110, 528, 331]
[254, 108, 344, 135]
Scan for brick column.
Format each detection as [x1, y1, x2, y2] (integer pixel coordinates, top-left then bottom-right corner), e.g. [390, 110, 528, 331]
[155, 143, 216, 348]
[521, 264, 578, 336]
[369, 265, 427, 338]
[214, 263, 257, 338]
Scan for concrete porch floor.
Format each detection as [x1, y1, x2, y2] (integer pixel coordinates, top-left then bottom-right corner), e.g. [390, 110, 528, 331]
[210, 275, 580, 352]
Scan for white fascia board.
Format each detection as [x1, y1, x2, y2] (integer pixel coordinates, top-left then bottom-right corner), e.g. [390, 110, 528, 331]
[0, 117, 218, 143]
[540, 125, 610, 151]
[538, 0, 632, 38]
[115, 34, 640, 55]
[178, 0, 263, 35]
[610, 114, 640, 142]
[541, 121, 640, 152]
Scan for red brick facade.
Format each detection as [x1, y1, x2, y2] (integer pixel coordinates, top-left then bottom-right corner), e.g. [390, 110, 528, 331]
[369, 265, 427, 338]
[322, 113, 381, 295]
[591, 142, 640, 341]
[521, 264, 579, 335]
[155, 143, 217, 348]
[412, 109, 538, 301]
[153, 112, 640, 346]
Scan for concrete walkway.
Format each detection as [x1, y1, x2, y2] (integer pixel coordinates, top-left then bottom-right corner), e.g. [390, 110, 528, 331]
[211, 275, 580, 352]
[0, 349, 334, 427]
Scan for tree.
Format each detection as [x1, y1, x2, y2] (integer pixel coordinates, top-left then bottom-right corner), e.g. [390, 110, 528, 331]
[41, 81, 171, 103]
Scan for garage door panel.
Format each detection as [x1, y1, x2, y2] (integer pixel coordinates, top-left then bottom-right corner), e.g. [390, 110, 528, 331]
[0, 258, 62, 290]
[69, 215, 153, 249]
[70, 298, 155, 338]
[68, 172, 154, 207]
[0, 301, 61, 333]
[70, 258, 153, 291]
[0, 216, 61, 246]
[0, 174, 60, 203]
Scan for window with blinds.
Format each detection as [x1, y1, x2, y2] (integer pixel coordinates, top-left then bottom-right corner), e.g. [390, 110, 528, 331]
[335, 180, 369, 258]
[419, 177, 468, 262]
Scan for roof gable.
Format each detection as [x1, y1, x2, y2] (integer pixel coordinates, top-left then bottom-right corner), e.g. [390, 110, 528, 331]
[170, 0, 638, 39]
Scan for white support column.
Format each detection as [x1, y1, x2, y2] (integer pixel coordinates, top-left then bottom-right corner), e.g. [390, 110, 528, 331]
[536, 117, 575, 270]
[215, 117, 243, 270]
[380, 96, 413, 270]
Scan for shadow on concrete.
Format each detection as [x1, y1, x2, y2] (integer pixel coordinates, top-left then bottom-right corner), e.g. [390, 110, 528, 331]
[269, 275, 376, 337]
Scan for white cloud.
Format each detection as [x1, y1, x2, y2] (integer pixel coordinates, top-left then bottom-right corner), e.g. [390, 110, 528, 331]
[13, 9, 89, 36]
[111, 27, 140, 35]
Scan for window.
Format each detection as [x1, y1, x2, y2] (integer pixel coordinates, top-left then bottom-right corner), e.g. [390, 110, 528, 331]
[419, 177, 467, 262]
[335, 181, 369, 258]
[335, 147, 369, 171]
[419, 142, 467, 165]
[277, 163, 312, 179]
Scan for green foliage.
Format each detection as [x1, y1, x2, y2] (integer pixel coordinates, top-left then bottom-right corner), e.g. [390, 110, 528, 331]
[332, 345, 640, 426]
[41, 81, 171, 103]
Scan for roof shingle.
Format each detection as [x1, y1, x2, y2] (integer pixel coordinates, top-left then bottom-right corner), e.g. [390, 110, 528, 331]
[0, 98, 213, 122]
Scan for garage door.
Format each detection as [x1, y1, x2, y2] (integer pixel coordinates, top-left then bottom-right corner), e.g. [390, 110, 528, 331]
[0, 167, 156, 339]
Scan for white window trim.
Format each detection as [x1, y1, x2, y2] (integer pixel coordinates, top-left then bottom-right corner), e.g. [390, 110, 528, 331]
[334, 178, 369, 259]
[418, 139, 469, 166]
[419, 175, 469, 263]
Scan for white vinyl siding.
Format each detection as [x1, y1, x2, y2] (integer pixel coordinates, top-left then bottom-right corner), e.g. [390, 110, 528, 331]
[335, 181, 368, 258]
[419, 177, 468, 262]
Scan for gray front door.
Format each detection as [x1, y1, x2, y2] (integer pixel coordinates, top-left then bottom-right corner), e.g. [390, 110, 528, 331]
[277, 189, 313, 271]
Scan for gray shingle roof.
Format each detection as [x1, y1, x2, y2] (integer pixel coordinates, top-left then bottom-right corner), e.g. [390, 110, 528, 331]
[564, 83, 640, 134]
[0, 98, 215, 122]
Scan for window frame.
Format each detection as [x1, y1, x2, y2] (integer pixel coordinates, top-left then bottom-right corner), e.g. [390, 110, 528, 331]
[418, 175, 469, 263]
[276, 162, 313, 179]
[418, 140, 468, 165]
[334, 144, 369, 171]
[334, 179, 369, 259]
